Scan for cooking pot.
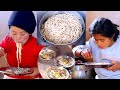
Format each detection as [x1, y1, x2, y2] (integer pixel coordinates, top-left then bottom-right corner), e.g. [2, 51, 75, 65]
[39, 11, 85, 45]
[70, 64, 92, 79]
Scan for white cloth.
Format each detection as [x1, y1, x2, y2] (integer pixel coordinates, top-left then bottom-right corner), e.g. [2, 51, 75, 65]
[4, 75, 15, 79]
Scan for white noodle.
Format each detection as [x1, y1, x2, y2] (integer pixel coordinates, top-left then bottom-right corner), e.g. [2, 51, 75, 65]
[16, 43, 22, 68]
[41, 13, 83, 44]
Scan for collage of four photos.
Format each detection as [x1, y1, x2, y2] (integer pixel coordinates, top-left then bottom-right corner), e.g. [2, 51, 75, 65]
[0, 11, 120, 79]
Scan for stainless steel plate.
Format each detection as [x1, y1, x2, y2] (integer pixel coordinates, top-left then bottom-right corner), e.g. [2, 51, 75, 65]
[81, 62, 112, 68]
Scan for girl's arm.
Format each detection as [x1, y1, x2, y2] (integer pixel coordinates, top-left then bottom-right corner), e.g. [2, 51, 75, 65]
[72, 38, 93, 61]
[72, 45, 87, 58]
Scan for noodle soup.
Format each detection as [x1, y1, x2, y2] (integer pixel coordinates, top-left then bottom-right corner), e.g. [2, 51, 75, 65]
[46, 66, 69, 79]
[56, 55, 75, 68]
[39, 46, 57, 60]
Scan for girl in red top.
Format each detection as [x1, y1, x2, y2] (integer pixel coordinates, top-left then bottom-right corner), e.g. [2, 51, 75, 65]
[0, 11, 44, 79]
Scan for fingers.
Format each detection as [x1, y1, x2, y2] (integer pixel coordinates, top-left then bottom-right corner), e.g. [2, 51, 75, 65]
[107, 62, 120, 72]
[87, 49, 92, 58]
[81, 48, 92, 59]
[107, 66, 117, 72]
[0, 50, 5, 55]
[111, 61, 118, 64]
[0, 47, 5, 57]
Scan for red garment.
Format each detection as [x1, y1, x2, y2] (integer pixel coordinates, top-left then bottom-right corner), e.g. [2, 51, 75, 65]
[0, 35, 44, 79]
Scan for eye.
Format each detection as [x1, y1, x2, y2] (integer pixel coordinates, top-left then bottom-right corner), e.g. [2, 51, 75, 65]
[94, 39, 98, 42]
[12, 33, 17, 35]
[100, 39, 105, 42]
[21, 32, 25, 36]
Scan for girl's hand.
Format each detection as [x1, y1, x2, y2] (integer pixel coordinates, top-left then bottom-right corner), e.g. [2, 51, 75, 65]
[81, 48, 93, 60]
[0, 47, 5, 57]
[107, 61, 120, 72]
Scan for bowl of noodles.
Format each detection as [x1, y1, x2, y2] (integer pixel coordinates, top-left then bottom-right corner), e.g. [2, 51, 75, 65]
[39, 11, 85, 45]
[39, 46, 57, 60]
[46, 66, 70, 79]
[56, 55, 75, 68]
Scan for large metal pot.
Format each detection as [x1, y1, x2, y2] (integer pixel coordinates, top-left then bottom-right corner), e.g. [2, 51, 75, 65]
[38, 11, 85, 45]
[70, 65, 92, 79]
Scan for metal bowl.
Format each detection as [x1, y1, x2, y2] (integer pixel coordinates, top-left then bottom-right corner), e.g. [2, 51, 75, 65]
[39, 11, 85, 45]
[56, 55, 75, 68]
[71, 65, 92, 79]
[46, 66, 70, 79]
[39, 46, 57, 61]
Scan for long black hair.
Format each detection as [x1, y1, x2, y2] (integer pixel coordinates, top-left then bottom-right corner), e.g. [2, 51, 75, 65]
[89, 18, 120, 41]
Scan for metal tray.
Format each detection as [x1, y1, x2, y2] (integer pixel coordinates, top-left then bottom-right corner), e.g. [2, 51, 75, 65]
[81, 62, 112, 68]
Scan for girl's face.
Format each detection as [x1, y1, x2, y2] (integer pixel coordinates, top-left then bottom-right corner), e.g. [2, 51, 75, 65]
[93, 34, 115, 49]
[10, 26, 30, 45]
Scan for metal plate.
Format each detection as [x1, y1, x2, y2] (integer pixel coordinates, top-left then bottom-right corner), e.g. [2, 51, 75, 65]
[82, 62, 112, 68]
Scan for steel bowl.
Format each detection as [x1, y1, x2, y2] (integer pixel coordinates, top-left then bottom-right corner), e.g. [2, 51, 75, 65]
[56, 55, 75, 68]
[39, 11, 85, 45]
[70, 65, 92, 79]
[46, 66, 70, 79]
